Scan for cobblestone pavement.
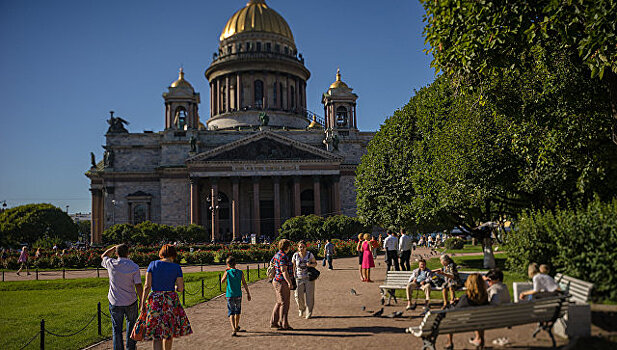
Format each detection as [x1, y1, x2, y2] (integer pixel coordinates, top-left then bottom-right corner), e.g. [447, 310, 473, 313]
[88, 254, 567, 350]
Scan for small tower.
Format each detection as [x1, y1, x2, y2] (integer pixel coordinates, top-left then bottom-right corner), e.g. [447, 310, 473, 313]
[321, 68, 358, 131]
[163, 68, 201, 130]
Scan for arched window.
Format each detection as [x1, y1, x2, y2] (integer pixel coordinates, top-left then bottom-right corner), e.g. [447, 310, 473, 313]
[336, 106, 348, 127]
[254, 80, 264, 108]
[220, 83, 227, 112]
[279, 83, 284, 108]
[256, 42, 262, 52]
[290, 86, 295, 109]
[174, 107, 187, 129]
[273, 83, 277, 106]
[133, 204, 147, 225]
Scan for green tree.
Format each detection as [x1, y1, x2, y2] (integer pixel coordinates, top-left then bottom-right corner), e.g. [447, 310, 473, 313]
[322, 215, 370, 240]
[0, 203, 78, 246]
[76, 220, 91, 242]
[134, 221, 176, 244]
[278, 215, 325, 241]
[175, 224, 207, 243]
[420, 0, 617, 142]
[102, 224, 139, 244]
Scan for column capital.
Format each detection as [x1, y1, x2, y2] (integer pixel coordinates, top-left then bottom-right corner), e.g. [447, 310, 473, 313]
[293, 175, 302, 182]
[252, 176, 261, 183]
[331, 175, 340, 183]
[272, 175, 281, 183]
[189, 177, 199, 185]
[312, 175, 321, 182]
[209, 177, 219, 185]
[232, 176, 240, 184]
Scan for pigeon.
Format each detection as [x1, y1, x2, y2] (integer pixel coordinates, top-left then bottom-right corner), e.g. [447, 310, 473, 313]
[350, 288, 358, 296]
[386, 311, 404, 318]
[372, 308, 384, 317]
[361, 306, 366, 311]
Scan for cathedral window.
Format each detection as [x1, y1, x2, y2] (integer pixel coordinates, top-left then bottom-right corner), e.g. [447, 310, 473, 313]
[284, 46, 289, 55]
[246, 42, 251, 51]
[279, 83, 284, 108]
[256, 42, 262, 52]
[336, 106, 348, 127]
[266, 43, 271, 52]
[132, 204, 147, 225]
[254, 80, 264, 108]
[273, 83, 277, 106]
[290, 86, 295, 109]
[221, 83, 227, 111]
[275, 44, 280, 52]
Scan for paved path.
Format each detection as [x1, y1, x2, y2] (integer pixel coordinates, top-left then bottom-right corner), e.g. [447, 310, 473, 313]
[88, 254, 566, 350]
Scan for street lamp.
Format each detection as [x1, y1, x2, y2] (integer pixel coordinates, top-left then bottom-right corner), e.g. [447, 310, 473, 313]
[206, 190, 221, 243]
[111, 199, 117, 226]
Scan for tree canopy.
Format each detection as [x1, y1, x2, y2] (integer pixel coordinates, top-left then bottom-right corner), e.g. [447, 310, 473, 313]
[0, 203, 78, 246]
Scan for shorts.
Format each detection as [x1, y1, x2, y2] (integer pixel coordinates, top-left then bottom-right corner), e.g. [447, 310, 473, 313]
[227, 296, 242, 316]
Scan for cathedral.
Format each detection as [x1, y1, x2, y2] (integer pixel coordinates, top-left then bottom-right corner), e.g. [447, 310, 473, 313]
[86, 0, 374, 243]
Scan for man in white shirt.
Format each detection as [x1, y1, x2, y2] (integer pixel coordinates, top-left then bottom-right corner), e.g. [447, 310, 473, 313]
[101, 244, 143, 350]
[383, 230, 400, 271]
[398, 228, 413, 271]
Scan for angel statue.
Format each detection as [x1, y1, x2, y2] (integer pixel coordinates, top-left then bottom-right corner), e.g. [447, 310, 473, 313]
[106, 111, 129, 133]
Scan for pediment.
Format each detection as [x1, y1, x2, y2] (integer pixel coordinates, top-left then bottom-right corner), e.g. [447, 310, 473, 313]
[187, 131, 342, 163]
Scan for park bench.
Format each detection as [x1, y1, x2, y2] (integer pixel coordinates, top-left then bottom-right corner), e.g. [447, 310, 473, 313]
[379, 270, 482, 305]
[553, 273, 594, 338]
[406, 295, 569, 350]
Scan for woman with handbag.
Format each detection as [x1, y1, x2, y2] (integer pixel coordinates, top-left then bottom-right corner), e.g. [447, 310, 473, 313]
[136, 244, 192, 349]
[270, 239, 294, 330]
[292, 240, 318, 319]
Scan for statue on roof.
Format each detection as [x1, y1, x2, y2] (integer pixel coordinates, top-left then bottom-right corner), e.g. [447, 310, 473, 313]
[106, 111, 129, 133]
[90, 152, 96, 168]
[189, 136, 197, 153]
[259, 112, 269, 126]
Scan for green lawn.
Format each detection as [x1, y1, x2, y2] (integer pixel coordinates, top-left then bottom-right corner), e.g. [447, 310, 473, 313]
[0, 267, 265, 350]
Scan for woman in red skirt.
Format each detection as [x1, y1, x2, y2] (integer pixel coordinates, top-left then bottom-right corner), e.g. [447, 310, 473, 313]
[139, 244, 192, 349]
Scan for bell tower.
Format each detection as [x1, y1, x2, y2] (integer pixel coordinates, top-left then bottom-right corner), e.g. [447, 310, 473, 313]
[163, 68, 201, 130]
[321, 68, 358, 130]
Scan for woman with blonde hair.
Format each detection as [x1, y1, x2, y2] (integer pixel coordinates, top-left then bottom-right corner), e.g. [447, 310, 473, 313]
[444, 273, 489, 349]
[139, 244, 192, 350]
[355, 233, 364, 281]
[361, 233, 375, 282]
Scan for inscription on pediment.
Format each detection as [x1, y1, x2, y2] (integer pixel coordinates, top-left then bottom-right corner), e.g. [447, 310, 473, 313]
[205, 138, 324, 161]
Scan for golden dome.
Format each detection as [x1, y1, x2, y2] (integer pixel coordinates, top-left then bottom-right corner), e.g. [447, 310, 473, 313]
[170, 68, 193, 89]
[329, 68, 349, 89]
[220, 0, 294, 42]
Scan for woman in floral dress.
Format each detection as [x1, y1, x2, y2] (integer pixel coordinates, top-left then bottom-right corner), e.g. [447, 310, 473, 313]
[139, 244, 192, 349]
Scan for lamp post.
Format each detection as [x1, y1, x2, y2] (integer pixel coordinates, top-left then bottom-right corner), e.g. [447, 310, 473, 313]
[206, 189, 221, 243]
[111, 200, 117, 226]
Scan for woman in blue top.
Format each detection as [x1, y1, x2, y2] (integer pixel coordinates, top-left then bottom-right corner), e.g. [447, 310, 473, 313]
[139, 244, 192, 349]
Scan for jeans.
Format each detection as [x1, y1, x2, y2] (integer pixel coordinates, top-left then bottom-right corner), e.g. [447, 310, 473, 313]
[109, 301, 138, 350]
[322, 254, 333, 269]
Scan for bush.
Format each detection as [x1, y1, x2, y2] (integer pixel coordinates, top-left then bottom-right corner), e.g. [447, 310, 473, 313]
[33, 236, 66, 250]
[278, 215, 325, 241]
[322, 215, 369, 240]
[504, 198, 617, 302]
[444, 237, 465, 250]
[0, 203, 78, 246]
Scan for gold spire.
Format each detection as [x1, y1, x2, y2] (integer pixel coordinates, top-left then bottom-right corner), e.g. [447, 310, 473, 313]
[329, 67, 349, 89]
[170, 67, 193, 89]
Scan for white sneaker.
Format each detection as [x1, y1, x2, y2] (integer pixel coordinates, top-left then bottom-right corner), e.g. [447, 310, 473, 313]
[298, 310, 303, 317]
[305, 311, 312, 319]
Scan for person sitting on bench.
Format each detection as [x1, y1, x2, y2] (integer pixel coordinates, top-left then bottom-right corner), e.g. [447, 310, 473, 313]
[444, 273, 489, 350]
[405, 258, 432, 315]
[519, 263, 561, 301]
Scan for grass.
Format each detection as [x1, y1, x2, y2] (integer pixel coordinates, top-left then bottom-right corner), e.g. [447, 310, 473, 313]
[0, 267, 266, 350]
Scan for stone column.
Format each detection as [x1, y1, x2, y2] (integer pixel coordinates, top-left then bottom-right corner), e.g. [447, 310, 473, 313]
[353, 103, 357, 128]
[90, 189, 103, 244]
[236, 74, 242, 110]
[211, 178, 219, 242]
[210, 83, 213, 118]
[293, 176, 301, 217]
[216, 79, 220, 115]
[190, 178, 199, 225]
[313, 175, 321, 216]
[263, 72, 268, 109]
[225, 75, 230, 113]
[273, 176, 281, 230]
[232, 177, 240, 241]
[332, 175, 341, 215]
[252, 177, 261, 235]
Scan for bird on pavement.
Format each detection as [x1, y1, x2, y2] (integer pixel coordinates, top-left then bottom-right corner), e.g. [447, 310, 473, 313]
[350, 288, 358, 295]
[361, 306, 366, 311]
[386, 311, 404, 318]
[372, 308, 384, 317]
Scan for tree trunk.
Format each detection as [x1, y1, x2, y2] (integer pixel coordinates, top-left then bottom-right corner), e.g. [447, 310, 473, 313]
[607, 71, 617, 145]
[482, 237, 495, 269]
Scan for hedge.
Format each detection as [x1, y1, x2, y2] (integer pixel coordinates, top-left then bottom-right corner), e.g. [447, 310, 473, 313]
[504, 198, 617, 302]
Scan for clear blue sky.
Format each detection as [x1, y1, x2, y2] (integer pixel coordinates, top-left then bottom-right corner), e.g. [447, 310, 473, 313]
[0, 0, 436, 214]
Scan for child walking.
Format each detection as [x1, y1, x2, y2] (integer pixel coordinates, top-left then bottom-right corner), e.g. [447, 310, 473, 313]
[221, 256, 251, 336]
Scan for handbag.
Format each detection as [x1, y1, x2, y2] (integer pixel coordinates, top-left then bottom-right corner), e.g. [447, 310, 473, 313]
[307, 266, 320, 281]
[266, 257, 276, 280]
[130, 312, 147, 341]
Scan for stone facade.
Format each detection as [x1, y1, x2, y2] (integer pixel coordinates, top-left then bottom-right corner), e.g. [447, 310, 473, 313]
[86, 0, 374, 243]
